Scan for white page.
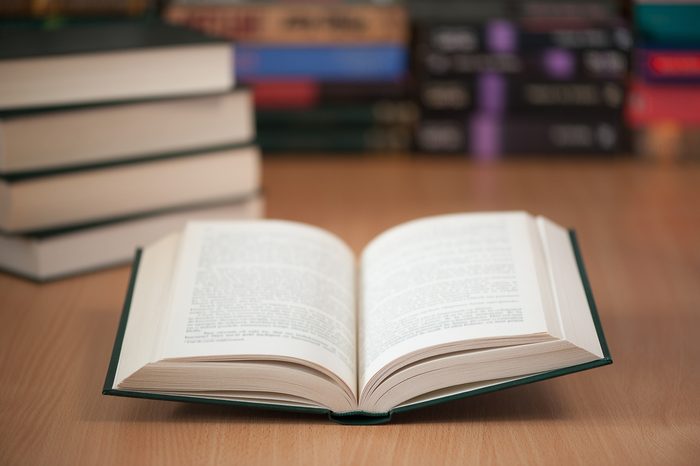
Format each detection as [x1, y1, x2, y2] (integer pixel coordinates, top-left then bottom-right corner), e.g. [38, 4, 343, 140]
[158, 221, 357, 395]
[358, 212, 550, 390]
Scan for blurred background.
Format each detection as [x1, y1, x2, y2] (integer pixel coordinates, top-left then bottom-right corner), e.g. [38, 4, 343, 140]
[1, 0, 699, 281]
[1, 0, 698, 162]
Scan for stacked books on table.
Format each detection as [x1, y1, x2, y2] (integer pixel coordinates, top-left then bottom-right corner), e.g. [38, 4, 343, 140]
[165, 1, 416, 154]
[411, 0, 632, 158]
[0, 21, 262, 281]
[627, 1, 700, 161]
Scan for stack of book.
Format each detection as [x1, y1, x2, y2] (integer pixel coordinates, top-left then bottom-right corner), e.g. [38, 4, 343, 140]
[164, 0, 416, 153]
[0, 21, 262, 281]
[411, 0, 631, 159]
[627, 1, 700, 161]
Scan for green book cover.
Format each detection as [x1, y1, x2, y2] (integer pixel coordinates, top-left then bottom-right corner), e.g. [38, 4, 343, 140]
[258, 127, 412, 153]
[103, 230, 611, 425]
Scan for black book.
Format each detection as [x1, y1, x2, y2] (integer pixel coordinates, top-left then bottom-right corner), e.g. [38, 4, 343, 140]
[415, 115, 629, 156]
[0, 21, 233, 110]
[419, 78, 625, 113]
[414, 21, 631, 55]
[417, 48, 628, 81]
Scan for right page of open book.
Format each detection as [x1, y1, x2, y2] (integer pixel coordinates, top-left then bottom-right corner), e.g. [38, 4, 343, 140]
[358, 212, 553, 390]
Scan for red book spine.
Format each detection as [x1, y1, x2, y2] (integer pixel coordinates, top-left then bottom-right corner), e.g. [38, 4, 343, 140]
[640, 50, 700, 81]
[251, 80, 319, 108]
[627, 80, 700, 126]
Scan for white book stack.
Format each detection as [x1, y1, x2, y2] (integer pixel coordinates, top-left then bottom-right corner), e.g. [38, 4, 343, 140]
[0, 21, 262, 281]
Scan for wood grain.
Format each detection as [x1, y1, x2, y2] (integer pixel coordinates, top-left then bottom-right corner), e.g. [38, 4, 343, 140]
[1, 157, 699, 465]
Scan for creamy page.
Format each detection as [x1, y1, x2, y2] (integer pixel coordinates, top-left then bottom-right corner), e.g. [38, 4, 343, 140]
[359, 212, 550, 389]
[158, 221, 357, 394]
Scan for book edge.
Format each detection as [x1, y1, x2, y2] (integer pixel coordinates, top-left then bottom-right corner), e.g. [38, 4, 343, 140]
[388, 228, 612, 418]
[0, 86, 250, 121]
[101, 249, 330, 417]
[0, 20, 230, 61]
[102, 248, 143, 394]
[0, 141, 257, 181]
[0, 190, 262, 237]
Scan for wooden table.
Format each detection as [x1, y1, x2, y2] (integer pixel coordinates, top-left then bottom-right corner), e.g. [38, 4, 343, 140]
[1, 158, 699, 465]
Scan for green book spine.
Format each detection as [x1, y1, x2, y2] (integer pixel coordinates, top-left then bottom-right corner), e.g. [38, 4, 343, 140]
[258, 127, 411, 153]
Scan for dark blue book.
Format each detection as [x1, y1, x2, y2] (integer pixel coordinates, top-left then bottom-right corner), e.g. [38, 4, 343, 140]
[236, 44, 407, 81]
[415, 115, 628, 156]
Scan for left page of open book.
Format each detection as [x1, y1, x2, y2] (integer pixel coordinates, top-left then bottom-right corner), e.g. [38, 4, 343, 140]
[155, 220, 358, 398]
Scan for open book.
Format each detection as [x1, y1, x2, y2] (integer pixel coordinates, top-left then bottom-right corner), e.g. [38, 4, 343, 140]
[104, 212, 611, 424]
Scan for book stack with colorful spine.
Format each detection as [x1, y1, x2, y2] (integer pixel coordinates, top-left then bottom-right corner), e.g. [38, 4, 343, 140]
[411, 0, 632, 159]
[0, 3, 263, 281]
[627, 1, 700, 161]
[164, 0, 415, 154]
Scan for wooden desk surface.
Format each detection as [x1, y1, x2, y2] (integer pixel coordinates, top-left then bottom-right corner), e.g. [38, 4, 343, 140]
[1, 158, 699, 465]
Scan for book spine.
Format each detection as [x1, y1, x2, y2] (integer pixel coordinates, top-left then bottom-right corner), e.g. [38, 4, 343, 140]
[420, 78, 625, 112]
[0, 0, 152, 17]
[627, 80, 700, 126]
[517, 0, 619, 28]
[406, 0, 510, 23]
[415, 116, 628, 157]
[486, 115, 628, 156]
[416, 21, 631, 54]
[236, 45, 407, 81]
[417, 48, 628, 80]
[258, 127, 412, 152]
[637, 49, 700, 83]
[251, 80, 411, 109]
[257, 101, 418, 127]
[414, 119, 469, 153]
[419, 80, 474, 112]
[635, 3, 700, 47]
[165, 4, 407, 44]
[408, 0, 617, 24]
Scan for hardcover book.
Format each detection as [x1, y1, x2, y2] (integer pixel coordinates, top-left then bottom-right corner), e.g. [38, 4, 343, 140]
[0, 89, 253, 175]
[165, 3, 408, 44]
[627, 79, 700, 126]
[257, 126, 412, 153]
[0, 0, 154, 17]
[418, 48, 627, 80]
[252, 80, 410, 109]
[104, 212, 612, 424]
[0, 21, 232, 110]
[419, 78, 625, 113]
[0, 195, 263, 282]
[415, 21, 631, 54]
[635, 2, 700, 47]
[257, 102, 417, 127]
[415, 116, 628, 156]
[0, 144, 260, 233]
[637, 49, 700, 83]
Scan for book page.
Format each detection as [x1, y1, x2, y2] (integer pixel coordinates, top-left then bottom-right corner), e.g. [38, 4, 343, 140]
[358, 212, 551, 390]
[157, 221, 357, 395]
